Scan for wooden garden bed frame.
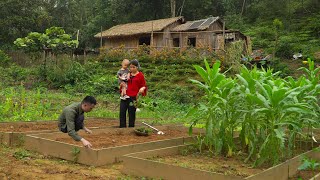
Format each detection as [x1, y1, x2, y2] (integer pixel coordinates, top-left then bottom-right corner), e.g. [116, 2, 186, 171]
[23, 125, 199, 166]
[0, 118, 118, 147]
[122, 144, 320, 180]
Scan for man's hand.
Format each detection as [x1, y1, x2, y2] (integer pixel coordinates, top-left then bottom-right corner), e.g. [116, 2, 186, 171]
[84, 127, 92, 134]
[81, 138, 92, 148]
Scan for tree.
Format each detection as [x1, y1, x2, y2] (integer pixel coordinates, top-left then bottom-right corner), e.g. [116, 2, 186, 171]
[0, 0, 51, 47]
[171, 0, 176, 17]
[272, 18, 284, 58]
[14, 27, 78, 77]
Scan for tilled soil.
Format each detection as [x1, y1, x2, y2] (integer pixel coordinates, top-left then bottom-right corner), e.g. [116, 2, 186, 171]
[0, 118, 119, 132]
[0, 146, 131, 179]
[52, 128, 190, 149]
[153, 151, 265, 178]
[289, 170, 320, 180]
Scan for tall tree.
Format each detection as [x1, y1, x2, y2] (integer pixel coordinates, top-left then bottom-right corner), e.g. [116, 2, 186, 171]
[171, 0, 176, 17]
[0, 0, 50, 47]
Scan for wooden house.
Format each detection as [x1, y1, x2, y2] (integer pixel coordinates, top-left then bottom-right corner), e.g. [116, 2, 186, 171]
[94, 16, 185, 49]
[95, 16, 251, 53]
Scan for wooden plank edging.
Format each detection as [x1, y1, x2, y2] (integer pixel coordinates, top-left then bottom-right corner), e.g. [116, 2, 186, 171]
[122, 144, 320, 180]
[24, 131, 195, 166]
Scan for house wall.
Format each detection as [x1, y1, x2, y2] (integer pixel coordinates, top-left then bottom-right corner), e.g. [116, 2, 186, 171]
[208, 21, 223, 31]
[152, 34, 163, 50]
[103, 36, 139, 48]
[101, 19, 251, 55]
[172, 21, 224, 50]
[161, 21, 182, 48]
[103, 20, 183, 50]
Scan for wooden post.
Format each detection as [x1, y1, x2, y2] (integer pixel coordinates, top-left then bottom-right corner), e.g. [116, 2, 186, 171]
[170, 0, 176, 17]
[150, 21, 154, 54]
[179, 32, 182, 53]
[222, 21, 226, 50]
[151, 21, 154, 47]
[76, 30, 80, 48]
[100, 26, 103, 48]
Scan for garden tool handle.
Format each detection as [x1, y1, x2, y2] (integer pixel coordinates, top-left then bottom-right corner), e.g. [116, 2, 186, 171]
[142, 122, 159, 132]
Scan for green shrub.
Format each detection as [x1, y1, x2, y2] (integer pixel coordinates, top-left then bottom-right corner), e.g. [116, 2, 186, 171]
[1, 64, 31, 84]
[269, 58, 290, 77]
[275, 43, 294, 59]
[0, 50, 11, 67]
[46, 61, 90, 89]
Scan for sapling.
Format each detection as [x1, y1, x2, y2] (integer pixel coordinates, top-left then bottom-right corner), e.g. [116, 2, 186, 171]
[298, 156, 320, 177]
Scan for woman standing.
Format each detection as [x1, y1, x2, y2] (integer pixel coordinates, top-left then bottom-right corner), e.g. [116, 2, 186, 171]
[119, 59, 147, 128]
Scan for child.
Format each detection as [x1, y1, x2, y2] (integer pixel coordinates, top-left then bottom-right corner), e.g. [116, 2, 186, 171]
[117, 59, 130, 99]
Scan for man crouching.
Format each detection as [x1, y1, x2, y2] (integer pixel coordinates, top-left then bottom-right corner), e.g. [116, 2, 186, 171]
[58, 96, 97, 148]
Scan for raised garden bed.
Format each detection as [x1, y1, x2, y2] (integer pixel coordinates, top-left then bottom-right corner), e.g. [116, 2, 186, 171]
[0, 118, 118, 146]
[24, 125, 202, 166]
[122, 144, 320, 180]
[289, 170, 320, 180]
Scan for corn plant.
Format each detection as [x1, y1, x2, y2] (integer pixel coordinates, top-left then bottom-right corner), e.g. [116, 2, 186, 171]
[237, 64, 317, 166]
[253, 80, 315, 166]
[285, 60, 320, 148]
[189, 59, 243, 157]
[298, 58, 320, 86]
[189, 59, 320, 167]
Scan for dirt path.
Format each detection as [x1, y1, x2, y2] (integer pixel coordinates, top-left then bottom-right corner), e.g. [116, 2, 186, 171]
[0, 145, 136, 180]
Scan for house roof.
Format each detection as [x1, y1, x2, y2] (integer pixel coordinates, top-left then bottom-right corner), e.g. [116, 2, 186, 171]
[95, 16, 184, 38]
[172, 16, 221, 31]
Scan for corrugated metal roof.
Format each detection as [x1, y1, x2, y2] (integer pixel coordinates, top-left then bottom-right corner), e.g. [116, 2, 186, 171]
[172, 16, 220, 31]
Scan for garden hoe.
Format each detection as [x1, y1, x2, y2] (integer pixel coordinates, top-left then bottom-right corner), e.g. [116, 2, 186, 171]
[142, 122, 164, 135]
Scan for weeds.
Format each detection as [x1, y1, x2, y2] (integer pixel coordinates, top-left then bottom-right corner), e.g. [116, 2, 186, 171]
[13, 148, 32, 160]
[71, 147, 81, 163]
[298, 156, 320, 178]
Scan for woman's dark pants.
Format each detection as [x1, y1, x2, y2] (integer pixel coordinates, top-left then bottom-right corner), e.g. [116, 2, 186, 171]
[119, 97, 136, 128]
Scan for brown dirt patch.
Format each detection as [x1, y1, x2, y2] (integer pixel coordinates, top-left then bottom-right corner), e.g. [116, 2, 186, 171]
[51, 128, 190, 149]
[0, 118, 119, 132]
[152, 151, 265, 178]
[282, 59, 306, 78]
[0, 146, 132, 179]
[289, 170, 320, 180]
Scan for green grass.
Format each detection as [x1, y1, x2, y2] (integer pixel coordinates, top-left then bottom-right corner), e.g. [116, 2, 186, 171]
[0, 85, 192, 123]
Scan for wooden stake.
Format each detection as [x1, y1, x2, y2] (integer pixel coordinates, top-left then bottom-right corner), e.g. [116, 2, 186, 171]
[100, 26, 103, 48]
[76, 30, 80, 48]
[151, 21, 154, 47]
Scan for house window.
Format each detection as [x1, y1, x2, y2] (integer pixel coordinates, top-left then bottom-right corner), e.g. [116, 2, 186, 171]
[188, 37, 196, 47]
[139, 36, 151, 45]
[173, 38, 180, 47]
